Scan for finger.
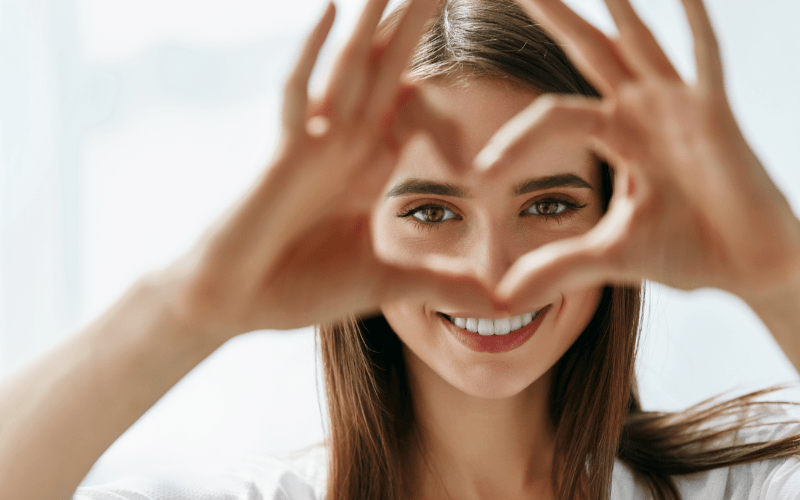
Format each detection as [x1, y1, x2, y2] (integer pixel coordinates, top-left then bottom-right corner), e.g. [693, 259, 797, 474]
[603, 0, 681, 79]
[363, 0, 438, 122]
[324, 0, 391, 118]
[304, 96, 332, 137]
[380, 259, 505, 318]
[496, 234, 615, 314]
[679, 0, 724, 91]
[515, 0, 633, 95]
[474, 94, 605, 176]
[497, 174, 646, 313]
[390, 85, 466, 172]
[282, 2, 336, 133]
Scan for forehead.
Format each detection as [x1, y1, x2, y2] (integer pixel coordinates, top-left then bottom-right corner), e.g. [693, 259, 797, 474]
[389, 80, 596, 189]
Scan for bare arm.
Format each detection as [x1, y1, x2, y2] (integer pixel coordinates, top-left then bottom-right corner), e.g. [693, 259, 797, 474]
[0, 273, 221, 499]
[0, 0, 484, 497]
[747, 264, 800, 375]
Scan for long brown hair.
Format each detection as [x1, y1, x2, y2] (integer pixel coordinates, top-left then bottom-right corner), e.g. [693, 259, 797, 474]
[318, 1, 800, 499]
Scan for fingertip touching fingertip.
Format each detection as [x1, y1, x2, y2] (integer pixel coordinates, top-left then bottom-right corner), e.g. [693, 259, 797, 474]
[472, 150, 493, 170]
[473, 150, 504, 177]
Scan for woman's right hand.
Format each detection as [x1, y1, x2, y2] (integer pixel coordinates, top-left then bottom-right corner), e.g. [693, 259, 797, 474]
[163, 0, 494, 337]
[3, 5, 502, 496]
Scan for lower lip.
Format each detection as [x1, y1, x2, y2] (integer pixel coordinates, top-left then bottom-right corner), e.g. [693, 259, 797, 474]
[438, 306, 551, 354]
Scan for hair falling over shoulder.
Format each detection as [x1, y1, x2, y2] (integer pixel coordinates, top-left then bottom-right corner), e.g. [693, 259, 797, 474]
[317, 1, 800, 499]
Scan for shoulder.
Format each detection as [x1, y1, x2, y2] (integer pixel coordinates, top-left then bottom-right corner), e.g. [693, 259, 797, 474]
[613, 407, 800, 500]
[614, 456, 800, 500]
[74, 444, 328, 500]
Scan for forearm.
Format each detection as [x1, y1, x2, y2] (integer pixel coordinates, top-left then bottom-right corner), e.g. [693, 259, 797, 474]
[0, 273, 224, 499]
[746, 266, 800, 376]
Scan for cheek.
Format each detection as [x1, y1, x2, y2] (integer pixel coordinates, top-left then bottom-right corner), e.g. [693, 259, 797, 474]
[372, 208, 461, 268]
[381, 300, 441, 358]
[381, 300, 468, 394]
[372, 210, 420, 266]
[554, 286, 605, 356]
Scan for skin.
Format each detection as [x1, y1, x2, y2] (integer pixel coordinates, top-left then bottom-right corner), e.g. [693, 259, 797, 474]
[1, 0, 800, 498]
[375, 81, 604, 499]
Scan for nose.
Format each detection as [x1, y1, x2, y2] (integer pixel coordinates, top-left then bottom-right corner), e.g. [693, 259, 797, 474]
[469, 224, 517, 288]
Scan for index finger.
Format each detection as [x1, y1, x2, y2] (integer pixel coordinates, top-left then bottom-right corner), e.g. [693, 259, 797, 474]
[515, 0, 634, 96]
[364, 0, 440, 122]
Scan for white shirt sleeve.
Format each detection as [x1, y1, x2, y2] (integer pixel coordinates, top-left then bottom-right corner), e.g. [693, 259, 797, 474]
[760, 457, 800, 500]
[614, 455, 800, 500]
[73, 452, 325, 500]
[613, 408, 800, 500]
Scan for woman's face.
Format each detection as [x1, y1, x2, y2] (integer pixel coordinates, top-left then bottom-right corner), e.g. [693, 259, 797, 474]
[374, 80, 604, 399]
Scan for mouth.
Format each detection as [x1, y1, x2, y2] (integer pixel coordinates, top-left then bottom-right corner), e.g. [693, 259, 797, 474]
[440, 310, 541, 336]
[437, 306, 551, 354]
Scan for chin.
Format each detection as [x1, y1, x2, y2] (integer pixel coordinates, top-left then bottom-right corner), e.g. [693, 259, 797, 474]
[440, 358, 552, 400]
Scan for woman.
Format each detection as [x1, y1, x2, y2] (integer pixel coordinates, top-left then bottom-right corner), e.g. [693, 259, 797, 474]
[1, 0, 799, 499]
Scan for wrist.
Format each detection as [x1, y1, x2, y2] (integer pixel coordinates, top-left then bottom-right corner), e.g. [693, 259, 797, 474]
[136, 267, 235, 354]
[740, 226, 800, 372]
[738, 210, 800, 309]
[744, 270, 800, 323]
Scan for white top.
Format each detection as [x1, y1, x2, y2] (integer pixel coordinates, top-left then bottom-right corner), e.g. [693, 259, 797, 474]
[74, 446, 329, 500]
[74, 420, 800, 500]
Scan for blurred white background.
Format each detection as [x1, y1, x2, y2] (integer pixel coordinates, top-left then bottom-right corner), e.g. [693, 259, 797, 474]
[1, 0, 799, 488]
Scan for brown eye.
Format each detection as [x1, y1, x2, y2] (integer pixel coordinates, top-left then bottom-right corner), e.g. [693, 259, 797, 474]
[528, 201, 566, 216]
[409, 205, 458, 223]
[414, 207, 444, 222]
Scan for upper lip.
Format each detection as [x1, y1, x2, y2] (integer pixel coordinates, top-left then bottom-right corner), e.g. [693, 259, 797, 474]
[437, 307, 546, 319]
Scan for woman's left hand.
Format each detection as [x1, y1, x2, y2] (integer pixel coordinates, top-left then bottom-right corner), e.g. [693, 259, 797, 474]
[476, 0, 800, 314]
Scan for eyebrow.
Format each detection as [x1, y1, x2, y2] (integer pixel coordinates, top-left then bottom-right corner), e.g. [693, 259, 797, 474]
[512, 173, 593, 195]
[386, 173, 592, 198]
[386, 179, 470, 198]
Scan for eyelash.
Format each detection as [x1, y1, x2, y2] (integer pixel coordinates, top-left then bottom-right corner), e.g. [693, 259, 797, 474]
[521, 198, 588, 224]
[397, 197, 588, 229]
[397, 203, 461, 231]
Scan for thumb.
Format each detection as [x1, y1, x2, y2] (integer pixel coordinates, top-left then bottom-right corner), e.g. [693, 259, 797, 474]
[498, 169, 645, 313]
[379, 256, 505, 318]
[497, 234, 615, 315]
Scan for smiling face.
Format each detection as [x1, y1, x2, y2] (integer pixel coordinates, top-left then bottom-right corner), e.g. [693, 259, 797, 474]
[373, 80, 605, 399]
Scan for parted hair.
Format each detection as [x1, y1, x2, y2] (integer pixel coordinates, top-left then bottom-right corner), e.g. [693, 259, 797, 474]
[317, 1, 800, 499]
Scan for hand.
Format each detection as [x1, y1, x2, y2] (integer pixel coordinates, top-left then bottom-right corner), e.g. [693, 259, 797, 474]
[163, 0, 495, 336]
[476, 0, 800, 313]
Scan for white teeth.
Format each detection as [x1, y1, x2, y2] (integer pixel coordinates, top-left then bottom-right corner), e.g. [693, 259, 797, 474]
[477, 319, 494, 336]
[494, 317, 512, 336]
[445, 311, 540, 336]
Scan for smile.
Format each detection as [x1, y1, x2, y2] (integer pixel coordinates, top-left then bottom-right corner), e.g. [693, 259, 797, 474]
[437, 306, 551, 354]
[442, 311, 540, 336]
